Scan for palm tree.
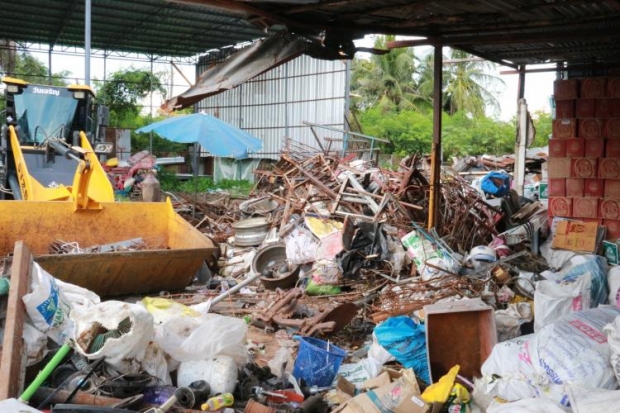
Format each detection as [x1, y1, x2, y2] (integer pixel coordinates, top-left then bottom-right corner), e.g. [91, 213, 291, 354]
[443, 49, 503, 117]
[416, 48, 504, 118]
[350, 35, 429, 113]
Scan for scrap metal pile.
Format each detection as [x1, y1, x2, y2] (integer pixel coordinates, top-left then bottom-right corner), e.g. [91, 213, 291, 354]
[179, 147, 547, 327]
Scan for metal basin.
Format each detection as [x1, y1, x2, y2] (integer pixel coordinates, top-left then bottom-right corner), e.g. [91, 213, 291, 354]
[251, 244, 299, 290]
[232, 217, 271, 246]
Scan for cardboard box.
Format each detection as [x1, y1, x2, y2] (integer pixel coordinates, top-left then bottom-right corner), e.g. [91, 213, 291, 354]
[551, 219, 600, 252]
[549, 197, 573, 217]
[607, 118, 620, 139]
[584, 138, 605, 157]
[576, 98, 596, 118]
[548, 179, 566, 196]
[596, 99, 613, 118]
[548, 158, 572, 178]
[582, 78, 607, 99]
[424, 298, 496, 383]
[565, 178, 584, 197]
[612, 99, 620, 117]
[605, 180, 620, 198]
[605, 220, 620, 240]
[552, 118, 577, 139]
[609, 78, 620, 98]
[555, 99, 575, 119]
[571, 157, 597, 178]
[584, 178, 604, 198]
[566, 138, 585, 157]
[600, 198, 620, 220]
[579, 118, 604, 139]
[606, 140, 620, 158]
[554, 79, 579, 100]
[599, 158, 620, 179]
[572, 197, 599, 218]
[549, 139, 567, 157]
[336, 368, 429, 413]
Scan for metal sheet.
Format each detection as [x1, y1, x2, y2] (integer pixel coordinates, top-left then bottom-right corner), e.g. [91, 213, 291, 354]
[164, 33, 307, 111]
[35, 248, 215, 297]
[195, 52, 346, 159]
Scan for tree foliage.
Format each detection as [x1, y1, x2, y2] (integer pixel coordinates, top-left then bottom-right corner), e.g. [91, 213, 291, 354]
[96, 68, 166, 128]
[357, 107, 516, 159]
[351, 35, 429, 113]
[350, 36, 524, 158]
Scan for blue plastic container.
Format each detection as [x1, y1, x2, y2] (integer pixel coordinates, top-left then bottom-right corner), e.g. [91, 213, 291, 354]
[292, 336, 347, 387]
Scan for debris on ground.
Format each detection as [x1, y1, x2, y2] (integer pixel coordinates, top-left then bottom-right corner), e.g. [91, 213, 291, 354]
[3, 137, 620, 413]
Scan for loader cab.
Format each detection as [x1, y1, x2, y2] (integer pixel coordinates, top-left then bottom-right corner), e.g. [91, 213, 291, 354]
[2, 77, 106, 145]
[0, 77, 111, 200]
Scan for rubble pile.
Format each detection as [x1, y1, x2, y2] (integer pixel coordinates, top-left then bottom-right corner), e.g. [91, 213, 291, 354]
[5, 147, 620, 413]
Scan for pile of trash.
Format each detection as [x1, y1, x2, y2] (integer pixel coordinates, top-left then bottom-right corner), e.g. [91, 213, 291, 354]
[5, 148, 620, 413]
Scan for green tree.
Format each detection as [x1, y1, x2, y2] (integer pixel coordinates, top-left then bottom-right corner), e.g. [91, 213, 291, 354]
[531, 110, 552, 147]
[1, 50, 70, 112]
[96, 68, 166, 128]
[350, 35, 428, 113]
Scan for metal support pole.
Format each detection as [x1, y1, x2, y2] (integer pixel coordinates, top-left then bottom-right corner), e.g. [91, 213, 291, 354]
[515, 99, 528, 196]
[84, 0, 91, 85]
[428, 46, 443, 231]
[48, 47, 52, 84]
[149, 57, 154, 117]
[517, 65, 526, 100]
[103, 51, 107, 82]
[343, 59, 351, 156]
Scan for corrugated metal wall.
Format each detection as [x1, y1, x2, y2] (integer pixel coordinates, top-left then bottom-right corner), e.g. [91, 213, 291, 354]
[195, 52, 347, 160]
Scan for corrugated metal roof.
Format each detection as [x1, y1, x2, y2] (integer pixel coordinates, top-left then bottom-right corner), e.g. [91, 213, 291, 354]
[0, 0, 618, 66]
[0, 0, 266, 57]
[198, 0, 620, 67]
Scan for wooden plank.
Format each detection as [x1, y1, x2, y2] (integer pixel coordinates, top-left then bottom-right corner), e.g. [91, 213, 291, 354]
[0, 241, 33, 400]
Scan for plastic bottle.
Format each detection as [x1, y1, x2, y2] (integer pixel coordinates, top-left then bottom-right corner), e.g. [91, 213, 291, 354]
[201, 393, 234, 411]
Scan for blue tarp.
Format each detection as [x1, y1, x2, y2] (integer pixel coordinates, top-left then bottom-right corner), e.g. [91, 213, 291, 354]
[136, 113, 262, 159]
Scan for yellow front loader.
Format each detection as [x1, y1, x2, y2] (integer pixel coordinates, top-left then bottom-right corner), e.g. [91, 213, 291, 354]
[0, 77, 217, 297]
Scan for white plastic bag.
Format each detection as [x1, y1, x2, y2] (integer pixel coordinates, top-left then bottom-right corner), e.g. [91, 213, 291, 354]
[23, 263, 99, 343]
[567, 384, 620, 413]
[487, 398, 568, 413]
[534, 273, 591, 332]
[603, 315, 620, 385]
[71, 301, 154, 375]
[481, 306, 620, 406]
[336, 358, 383, 388]
[177, 356, 238, 395]
[608, 266, 620, 307]
[495, 303, 533, 342]
[23, 321, 48, 366]
[285, 227, 319, 265]
[155, 313, 248, 367]
[268, 346, 295, 378]
[142, 341, 171, 385]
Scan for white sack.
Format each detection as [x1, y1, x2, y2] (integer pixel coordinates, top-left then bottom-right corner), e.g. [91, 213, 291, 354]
[23, 262, 99, 343]
[481, 306, 620, 406]
[71, 301, 154, 375]
[534, 273, 591, 332]
[155, 313, 248, 367]
[603, 315, 620, 385]
[495, 302, 533, 342]
[567, 384, 620, 413]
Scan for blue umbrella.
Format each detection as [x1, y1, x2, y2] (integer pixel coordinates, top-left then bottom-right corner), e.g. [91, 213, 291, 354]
[136, 113, 262, 159]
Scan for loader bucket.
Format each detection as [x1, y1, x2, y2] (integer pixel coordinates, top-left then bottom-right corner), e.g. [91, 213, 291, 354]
[0, 199, 218, 297]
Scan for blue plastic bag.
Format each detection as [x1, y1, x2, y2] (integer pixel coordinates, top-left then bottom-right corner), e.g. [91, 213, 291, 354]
[374, 316, 430, 384]
[560, 255, 609, 306]
[481, 171, 511, 197]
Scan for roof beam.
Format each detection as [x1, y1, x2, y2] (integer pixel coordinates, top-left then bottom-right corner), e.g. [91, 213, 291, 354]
[388, 28, 620, 49]
[51, 0, 80, 48]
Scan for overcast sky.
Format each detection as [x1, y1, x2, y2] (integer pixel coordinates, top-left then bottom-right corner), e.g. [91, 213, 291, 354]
[25, 37, 555, 122]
